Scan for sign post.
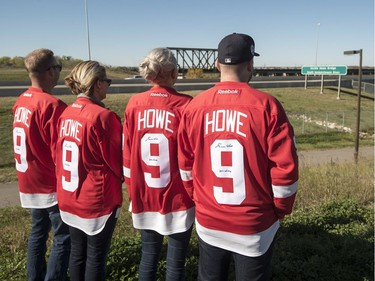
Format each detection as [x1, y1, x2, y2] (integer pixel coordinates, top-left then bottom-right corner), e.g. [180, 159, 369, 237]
[301, 65, 347, 95]
[301, 65, 348, 75]
[343, 50, 362, 163]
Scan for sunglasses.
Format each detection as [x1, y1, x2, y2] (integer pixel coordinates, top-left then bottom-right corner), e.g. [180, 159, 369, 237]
[48, 64, 62, 72]
[101, 78, 112, 86]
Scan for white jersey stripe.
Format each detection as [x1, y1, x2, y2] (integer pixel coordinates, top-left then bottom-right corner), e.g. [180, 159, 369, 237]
[19, 192, 57, 208]
[60, 209, 118, 236]
[196, 219, 279, 257]
[132, 207, 195, 235]
[179, 169, 193, 181]
[123, 166, 130, 178]
[272, 181, 298, 198]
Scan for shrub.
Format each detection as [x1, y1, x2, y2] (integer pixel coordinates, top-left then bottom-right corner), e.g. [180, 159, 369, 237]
[186, 68, 204, 78]
[103, 200, 373, 281]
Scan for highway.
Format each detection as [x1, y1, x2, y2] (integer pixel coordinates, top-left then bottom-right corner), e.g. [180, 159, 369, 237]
[0, 75, 370, 97]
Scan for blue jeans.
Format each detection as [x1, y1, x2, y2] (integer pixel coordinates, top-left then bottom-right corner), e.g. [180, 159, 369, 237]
[138, 226, 193, 281]
[68, 209, 118, 281]
[27, 205, 71, 281]
[198, 237, 274, 281]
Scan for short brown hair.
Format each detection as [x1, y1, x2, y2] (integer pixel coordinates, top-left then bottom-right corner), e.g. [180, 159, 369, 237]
[24, 48, 57, 74]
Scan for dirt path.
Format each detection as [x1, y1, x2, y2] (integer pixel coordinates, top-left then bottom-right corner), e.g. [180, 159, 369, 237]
[299, 146, 373, 166]
[0, 146, 373, 208]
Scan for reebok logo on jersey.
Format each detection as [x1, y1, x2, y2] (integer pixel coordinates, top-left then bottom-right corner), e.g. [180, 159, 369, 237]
[217, 89, 240, 95]
[150, 93, 168, 98]
[72, 103, 83, 109]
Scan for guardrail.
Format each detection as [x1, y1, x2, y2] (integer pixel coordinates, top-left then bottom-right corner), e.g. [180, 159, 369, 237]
[352, 80, 374, 95]
[0, 77, 354, 97]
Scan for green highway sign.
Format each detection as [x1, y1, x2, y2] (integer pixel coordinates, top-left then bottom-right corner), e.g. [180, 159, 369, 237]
[301, 65, 347, 75]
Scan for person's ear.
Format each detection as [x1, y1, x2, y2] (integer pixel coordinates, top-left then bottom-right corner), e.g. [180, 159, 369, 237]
[171, 68, 178, 80]
[247, 59, 254, 74]
[215, 59, 221, 72]
[93, 79, 105, 93]
[46, 67, 54, 77]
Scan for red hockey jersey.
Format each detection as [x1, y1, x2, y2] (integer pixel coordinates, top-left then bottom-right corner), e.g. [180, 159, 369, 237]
[12, 87, 67, 208]
[56, 97, 123, 235]
[178, 81, 298, 256]
[123, 86, 195, 235]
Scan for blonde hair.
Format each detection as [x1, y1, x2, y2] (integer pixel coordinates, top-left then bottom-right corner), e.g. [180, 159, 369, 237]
[24, 48, 57, 76]
[139, 48, 177, 84]
[65, 61, 106, 96]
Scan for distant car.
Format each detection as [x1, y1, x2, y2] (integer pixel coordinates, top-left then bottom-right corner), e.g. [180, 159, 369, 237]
[125, 75, 144, 80]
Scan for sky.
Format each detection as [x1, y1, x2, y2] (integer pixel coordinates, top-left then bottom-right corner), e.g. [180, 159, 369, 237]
[1, 0, 374, 68]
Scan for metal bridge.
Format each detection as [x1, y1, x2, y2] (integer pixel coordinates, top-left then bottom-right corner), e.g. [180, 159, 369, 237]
[167, 47, 217, 72]
[167, 47, 374, 77]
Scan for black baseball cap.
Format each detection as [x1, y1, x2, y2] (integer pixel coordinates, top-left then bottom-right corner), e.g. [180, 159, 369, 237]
[218, 33, 259, 65]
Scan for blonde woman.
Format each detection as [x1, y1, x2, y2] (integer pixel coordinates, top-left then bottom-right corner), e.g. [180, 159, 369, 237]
[123, 48, 194, 281]
[56, 61, 123, 281]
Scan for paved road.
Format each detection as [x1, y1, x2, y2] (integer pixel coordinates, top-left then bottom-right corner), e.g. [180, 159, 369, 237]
[0, 77, 350, 97]
[0, 146, 373, 208]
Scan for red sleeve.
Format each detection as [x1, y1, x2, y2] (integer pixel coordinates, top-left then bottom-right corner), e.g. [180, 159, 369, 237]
[98, 111, 123, 181]
[267, 105, 298, 219]
[177, 110, 194, 200]
[122, 108, 132, 187]
[43, 100, 67, 165]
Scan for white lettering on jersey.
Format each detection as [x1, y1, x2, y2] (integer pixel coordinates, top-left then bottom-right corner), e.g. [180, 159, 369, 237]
[137, 109, 175, 133]
[217, 89, 240, 95]
[150, 92, 168, 98]
[205, 110, 247, 137]
[72, 103, 83, 109]
[59, 119, 82, 142]
[14, 107, 32, 127]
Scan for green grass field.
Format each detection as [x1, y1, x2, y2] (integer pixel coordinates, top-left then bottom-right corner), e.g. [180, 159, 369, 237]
[1, 86, 373, 182]
[0, 76, 373, 280]
[0, 160, 373, 280]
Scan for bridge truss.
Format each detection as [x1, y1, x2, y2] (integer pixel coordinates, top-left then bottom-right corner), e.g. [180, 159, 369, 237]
[167, 47, 218, 72]
[167, 47, 374, 77]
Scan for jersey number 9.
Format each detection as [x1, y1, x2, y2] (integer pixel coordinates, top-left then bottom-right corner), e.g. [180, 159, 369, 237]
[13, 127, 28, 173]
[211, 139, 246, 205]
[61, 140, 79, 192]
[141, 133, 171, 188]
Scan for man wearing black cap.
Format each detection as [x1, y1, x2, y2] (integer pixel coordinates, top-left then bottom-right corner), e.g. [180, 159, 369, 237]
[177, 33, 298, 280]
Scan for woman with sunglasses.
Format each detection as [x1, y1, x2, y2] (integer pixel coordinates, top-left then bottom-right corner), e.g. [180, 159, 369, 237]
[123, 48, 195, 281]
[55, 60, 122, 281]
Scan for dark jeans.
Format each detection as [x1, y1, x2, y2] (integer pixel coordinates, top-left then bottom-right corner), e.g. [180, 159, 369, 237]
[138, 226, 193, 281]
[27, 205, 70, 281]
[68, 210, 117, 281]
[198, 237, 274, 281]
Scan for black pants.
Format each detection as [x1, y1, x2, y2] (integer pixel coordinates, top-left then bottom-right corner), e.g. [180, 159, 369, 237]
[138, 226, 193, 281]
[198, 237, 274, 281]
[68, 210, 117, 281]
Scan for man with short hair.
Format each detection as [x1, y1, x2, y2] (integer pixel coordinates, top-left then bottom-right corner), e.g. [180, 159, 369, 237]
[177, 33, 298, 280]
[12, 48, 70, 281]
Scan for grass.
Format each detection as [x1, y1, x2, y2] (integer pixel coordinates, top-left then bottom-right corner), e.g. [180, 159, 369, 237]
[0, 159, 373, 280]
[0, 82, 373, 279]
[1, 86, 373, 183]
[0, 62, 137, 81]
